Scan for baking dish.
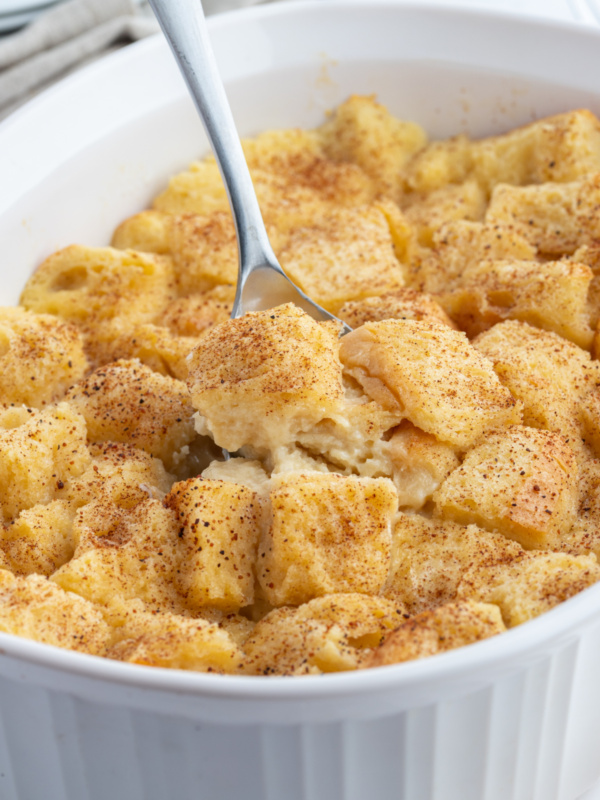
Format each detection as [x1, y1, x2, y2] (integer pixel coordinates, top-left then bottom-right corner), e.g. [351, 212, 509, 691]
[2, 2, 600, 798]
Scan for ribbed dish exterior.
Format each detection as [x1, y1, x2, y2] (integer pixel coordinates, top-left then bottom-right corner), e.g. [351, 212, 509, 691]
[0, 619, 598, 800]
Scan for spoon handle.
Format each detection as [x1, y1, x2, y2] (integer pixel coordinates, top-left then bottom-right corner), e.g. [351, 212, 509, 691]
[147, 0, 280, 278]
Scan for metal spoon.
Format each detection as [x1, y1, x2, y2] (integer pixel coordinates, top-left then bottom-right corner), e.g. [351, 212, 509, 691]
[148, 0, 352, 333]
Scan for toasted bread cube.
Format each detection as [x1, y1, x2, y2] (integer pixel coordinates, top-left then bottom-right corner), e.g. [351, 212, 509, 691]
[279, 205, 404, 314]
[242, 606, 357, 675]
[62, 442, 173, 510]
[0, 307, 88, 408]
[202, 457, 271, 495]
[105, 323, 198, 381]
[65, 359, 196, 472]
[439, 259, 594, 348]
[558, 459, 600, 559]
[400, 134, 473, 195]
[0, 403, 90, 522]
[159, 286, 235, 336]
[579, 391, 600, 459]
[434, 426, 578, 550]
[388, 422, 460, 509]
[383, 513, 523, 614]
[242, 593, 407, 675]
[401, 110, 600, 195]
[52, 498, 183, 612]
[568, 244, 600, 330]
[0, 571, 111, 655]
[154, 146, 372, 237]
[474, 320, 600, 446]
[257, 472, 396, 606]
[407, 221, 537, 293]
[164, 478, 262, 612]
[111, 210, 171, 254]
[106, 600, 243, 673]
[20, 246, 176, 366]
[318, 95, 427, 199]
[294, 593, 408, 649]
[486, 175, 600, 257]
[187, 304, 346, 453]
[457, 551, 600, 627]
[105, 288, 237, 380]
[339, 319, 521, 449]
[367, 600, 505, 667]
[338, 287, 455, 330]
[243, 126, 377, 210]
[1, 500, 76, 577]
[470, 110, 600, 190]
[401, 179, 486, 246]
[168, 211, 240, 292]
[153, 159, 228, 216]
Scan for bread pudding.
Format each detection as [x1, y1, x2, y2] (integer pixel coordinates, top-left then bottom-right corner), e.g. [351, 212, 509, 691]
[2, 96, 600, 675]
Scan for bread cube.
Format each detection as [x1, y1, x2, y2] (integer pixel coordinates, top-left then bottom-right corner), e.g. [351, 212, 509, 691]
[567, 244, 600, 331]
[339, 319, 521, 449]
[107, 288, 237, 380]
[168, 211, 240, 292]
[434, 426, 578, 550]
[474, 320, 600, 446]
[400, 134, 473, 195]
[187, 304, 346, 453]
[111, 210, 171, 254]
[438, 258, 594, 348]
[153, 158, 228, 216]
[257, 472, 397, 606]
[367, 600, 506, 667]
[103, 288, 246, 381]
[242, 592, 408, 675]
[1, 500, 76, 577]
[338, 287, 455, 330]
[159, 286, 235, 336]
[65, 359, 196, 472]
[470, 110, 600, 191]
[401, 179, 486, 246]
[104, 323, 198, 382]
[457, 551, 600, 627]
[558, 459, 600, 559]
[243, 126, 377, 211]
[164, 477, 262, 612]
[242, 606, 356, 675]
[106, 600, 242, 673]
[294, 593, 408, 648]
[202, 457, 271, 495]
[485, 174, 600, 256]
[383, 512, 523, 614]
[401, 109, 600, 195]
[318, 94, 427, 200]
[154, 137, 373, 236]
[52, 498, 183, 612]
[0, 307, 88, 407]
[20, 245, 176, 366]
[62, 441, 174, 510]
[279, 205, 404, 314]
[0, 403, 90, 522]
[388, 422, 460, 509]
[0, 571, 111, 655]
[407, 220, 537, 293]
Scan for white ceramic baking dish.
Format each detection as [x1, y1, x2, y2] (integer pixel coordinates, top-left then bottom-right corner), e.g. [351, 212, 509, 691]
[2, 2, 600, 798]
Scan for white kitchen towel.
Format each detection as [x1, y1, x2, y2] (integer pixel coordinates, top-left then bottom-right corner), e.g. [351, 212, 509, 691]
[0, 0, 158, 118]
